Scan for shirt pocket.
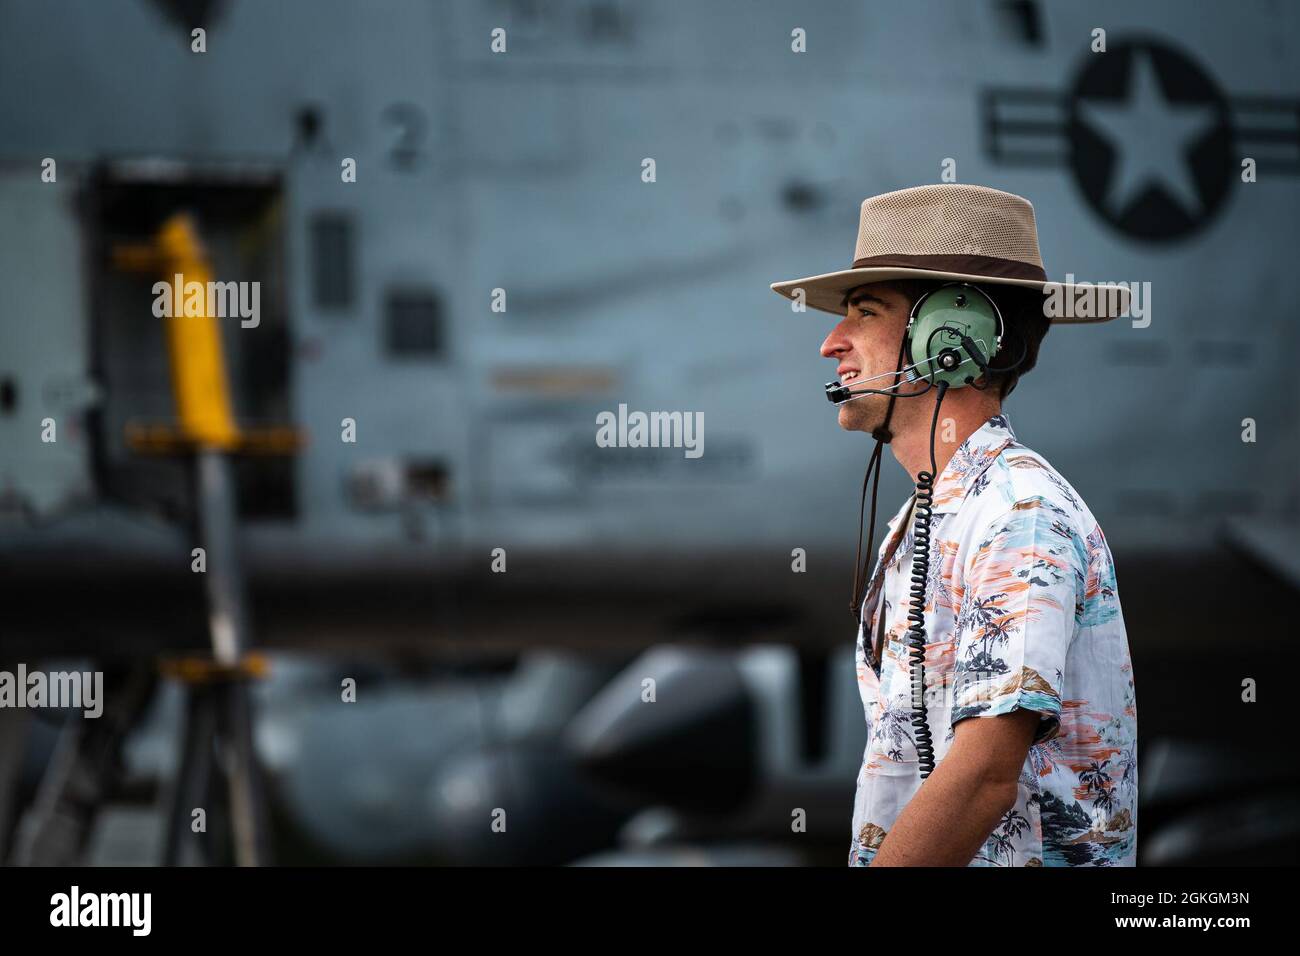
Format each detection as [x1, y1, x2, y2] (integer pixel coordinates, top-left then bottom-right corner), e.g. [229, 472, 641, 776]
[858, 736, 921, 838]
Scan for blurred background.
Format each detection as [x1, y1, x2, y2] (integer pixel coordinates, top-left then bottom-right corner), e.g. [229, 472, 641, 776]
[0, 0, 1297, 866]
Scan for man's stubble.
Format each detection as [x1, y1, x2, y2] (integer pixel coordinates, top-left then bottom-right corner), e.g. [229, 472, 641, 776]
[839, 392, 892, 435]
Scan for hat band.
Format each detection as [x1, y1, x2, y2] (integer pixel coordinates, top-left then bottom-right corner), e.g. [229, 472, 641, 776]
[849, 253, 1046, 282]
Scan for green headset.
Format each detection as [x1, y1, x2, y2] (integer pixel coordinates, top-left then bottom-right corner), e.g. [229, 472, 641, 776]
[903, 282, 1003, 389]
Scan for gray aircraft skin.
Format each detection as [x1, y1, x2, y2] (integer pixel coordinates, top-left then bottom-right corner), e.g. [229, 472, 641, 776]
[3, 0, 1298, 650]
[0, 1, 1297, 865]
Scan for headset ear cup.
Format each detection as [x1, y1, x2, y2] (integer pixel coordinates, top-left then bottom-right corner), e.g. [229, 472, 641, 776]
[910, 283, 1001, 388]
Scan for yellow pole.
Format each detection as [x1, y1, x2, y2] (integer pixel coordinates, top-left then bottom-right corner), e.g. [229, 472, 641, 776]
[154, 213, 240, 449]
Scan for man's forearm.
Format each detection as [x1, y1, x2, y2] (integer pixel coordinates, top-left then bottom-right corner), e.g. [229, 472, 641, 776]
[870, 760, 1017, 866]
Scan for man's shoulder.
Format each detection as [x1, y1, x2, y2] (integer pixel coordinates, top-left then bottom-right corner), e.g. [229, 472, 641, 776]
[977, 441, 1098, 527]
[953, 442, 1119, 598]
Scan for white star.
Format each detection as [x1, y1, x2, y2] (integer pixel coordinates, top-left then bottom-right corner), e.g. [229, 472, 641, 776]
[1076, 50, 1219, 219]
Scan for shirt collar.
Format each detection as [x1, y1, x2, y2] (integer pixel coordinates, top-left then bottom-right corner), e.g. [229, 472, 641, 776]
[930, 412, 1017, 515]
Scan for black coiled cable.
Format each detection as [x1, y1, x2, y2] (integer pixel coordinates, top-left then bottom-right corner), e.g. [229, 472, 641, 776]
[906, 468, 936, 777]
[906, 380, 949, 778]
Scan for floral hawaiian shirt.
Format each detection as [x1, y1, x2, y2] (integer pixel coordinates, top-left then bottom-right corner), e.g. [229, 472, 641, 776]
[850, 413, 1137, 866]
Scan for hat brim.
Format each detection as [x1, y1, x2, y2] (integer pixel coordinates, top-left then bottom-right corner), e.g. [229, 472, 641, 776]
[770, 267, 1130, 324]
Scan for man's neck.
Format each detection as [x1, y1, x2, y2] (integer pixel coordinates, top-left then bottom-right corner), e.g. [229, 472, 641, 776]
[890, 395, 1002, 484]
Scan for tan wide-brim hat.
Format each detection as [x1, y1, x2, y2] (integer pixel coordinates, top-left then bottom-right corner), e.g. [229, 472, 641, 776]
[770, 184, 1129, 323]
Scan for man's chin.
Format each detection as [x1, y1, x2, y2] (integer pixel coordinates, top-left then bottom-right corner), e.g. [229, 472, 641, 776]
[837, 401, 878, 434]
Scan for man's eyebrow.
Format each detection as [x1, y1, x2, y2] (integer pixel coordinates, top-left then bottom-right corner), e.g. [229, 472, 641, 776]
[842, 290, 888, 308]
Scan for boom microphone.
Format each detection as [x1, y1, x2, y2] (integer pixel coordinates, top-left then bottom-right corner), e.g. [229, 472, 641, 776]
[823, 339, 993, 406]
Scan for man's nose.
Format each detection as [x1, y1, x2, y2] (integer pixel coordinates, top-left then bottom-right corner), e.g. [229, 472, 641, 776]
[820, 318, 854, 359]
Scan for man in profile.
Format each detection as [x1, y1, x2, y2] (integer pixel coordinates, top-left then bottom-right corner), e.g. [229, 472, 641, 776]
[770, 184, 1138, 866]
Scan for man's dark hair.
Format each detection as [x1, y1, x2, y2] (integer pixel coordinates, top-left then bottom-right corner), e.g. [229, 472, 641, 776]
[846, 279, 1051, 400]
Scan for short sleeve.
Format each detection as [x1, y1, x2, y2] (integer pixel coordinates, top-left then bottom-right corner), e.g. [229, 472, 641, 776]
[950, 497, 1082, 745]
